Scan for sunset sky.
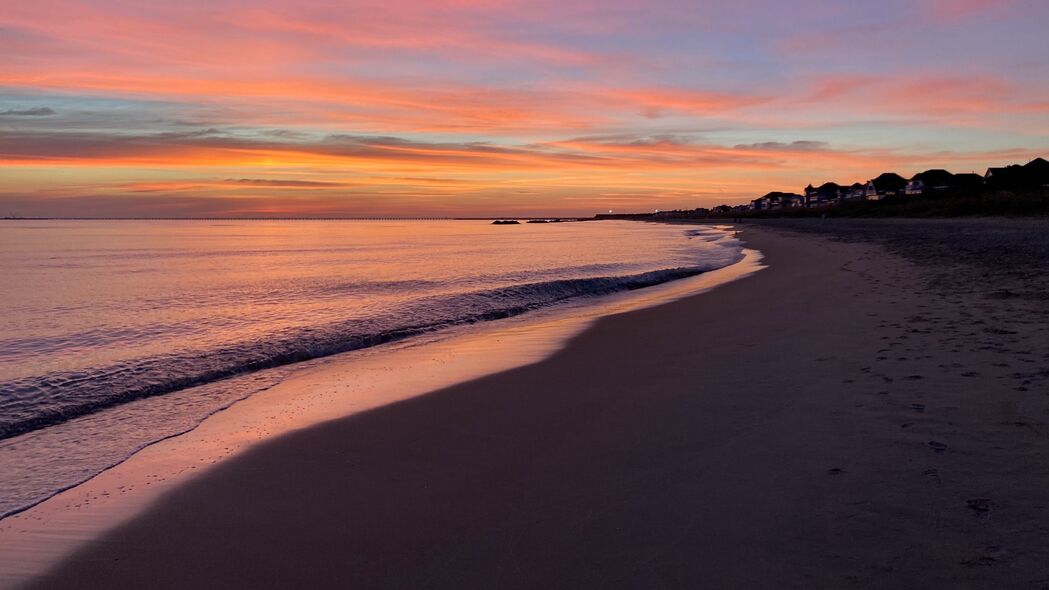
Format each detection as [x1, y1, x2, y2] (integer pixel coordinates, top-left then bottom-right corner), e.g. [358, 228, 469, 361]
[2, 0, 1048, 217]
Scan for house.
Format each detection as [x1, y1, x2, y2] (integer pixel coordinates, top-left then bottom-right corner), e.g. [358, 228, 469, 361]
[751, 196, 771, 210]
[814, 182, 842, 205]
[1024, 157, 1049, 187]
[985, 164, 1026, 189]
[803, 183, 842, 207]
[907, 169, 954, 195]
[984, 166, 1009, 182]
[753, 191, 802, 210]
[844, 182, 867, 200]
[869, 172, 908, 199]
[951, 173, 984, 191]
[983, 158, 1048, 190]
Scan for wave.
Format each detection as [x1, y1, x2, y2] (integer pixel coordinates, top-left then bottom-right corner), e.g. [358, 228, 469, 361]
[0, 264, 724, 440]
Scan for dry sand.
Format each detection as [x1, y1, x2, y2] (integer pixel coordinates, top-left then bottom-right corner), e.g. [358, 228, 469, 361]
[27, 222, 1049, 589]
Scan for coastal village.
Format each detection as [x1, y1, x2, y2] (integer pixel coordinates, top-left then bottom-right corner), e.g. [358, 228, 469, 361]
[748, 157, 1049, 211]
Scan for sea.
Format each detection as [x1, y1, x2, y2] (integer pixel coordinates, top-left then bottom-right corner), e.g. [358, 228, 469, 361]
[0, 219, 743, 518]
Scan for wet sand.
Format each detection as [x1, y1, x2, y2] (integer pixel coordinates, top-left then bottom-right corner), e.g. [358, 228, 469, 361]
[28, 222, 1049, 589]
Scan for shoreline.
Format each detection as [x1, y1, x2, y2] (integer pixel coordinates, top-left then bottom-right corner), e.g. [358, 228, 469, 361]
[17, 220, 1049, 588]
[0, 233, 761, 589]
[0, 224, 744, 521]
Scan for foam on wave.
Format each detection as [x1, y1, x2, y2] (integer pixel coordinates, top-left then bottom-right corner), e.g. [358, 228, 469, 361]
[0, 264, 733, 440]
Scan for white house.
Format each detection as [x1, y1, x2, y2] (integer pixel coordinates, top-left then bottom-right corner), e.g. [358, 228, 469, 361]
[863, 181, 880, 200]
[905, 178, 924, 195]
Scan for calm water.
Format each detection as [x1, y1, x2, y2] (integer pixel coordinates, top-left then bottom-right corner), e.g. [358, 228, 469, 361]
[0, 219, 742, 517]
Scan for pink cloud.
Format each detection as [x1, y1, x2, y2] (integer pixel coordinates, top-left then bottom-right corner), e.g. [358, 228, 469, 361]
[922, 0, 1018, 22]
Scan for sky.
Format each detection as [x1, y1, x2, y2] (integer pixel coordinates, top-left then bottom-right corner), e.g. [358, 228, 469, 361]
[2, 0, 1048, 217]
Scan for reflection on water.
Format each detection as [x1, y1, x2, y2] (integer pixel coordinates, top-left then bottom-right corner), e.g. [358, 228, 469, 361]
[0, 240, 762, 589]
[0, 220, 743, 519]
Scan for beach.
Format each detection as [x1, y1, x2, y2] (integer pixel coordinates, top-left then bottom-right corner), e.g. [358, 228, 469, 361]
[25, 220, 1049, 589]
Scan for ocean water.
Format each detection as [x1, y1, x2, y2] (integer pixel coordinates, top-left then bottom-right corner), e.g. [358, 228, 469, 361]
[0, 219, 743, 518]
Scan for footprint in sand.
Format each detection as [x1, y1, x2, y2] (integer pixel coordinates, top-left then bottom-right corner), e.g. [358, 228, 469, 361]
[928, 441, 948, 453]
[966, 498, 993, 513]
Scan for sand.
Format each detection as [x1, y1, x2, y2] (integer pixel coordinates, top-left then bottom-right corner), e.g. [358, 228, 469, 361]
[26, 221, 1049, 589]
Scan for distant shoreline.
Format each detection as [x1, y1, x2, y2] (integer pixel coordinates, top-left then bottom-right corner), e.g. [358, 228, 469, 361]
[0, 217, 592, 221]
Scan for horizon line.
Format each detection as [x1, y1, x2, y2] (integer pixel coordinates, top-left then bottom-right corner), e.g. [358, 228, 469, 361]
[0, 216, 595, 221]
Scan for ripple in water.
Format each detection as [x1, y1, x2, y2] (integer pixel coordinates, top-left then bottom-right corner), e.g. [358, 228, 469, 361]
[0, 220, 743, 518]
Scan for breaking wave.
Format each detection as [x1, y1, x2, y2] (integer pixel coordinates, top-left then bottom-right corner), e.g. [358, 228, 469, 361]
[0, 265, 723, 440]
